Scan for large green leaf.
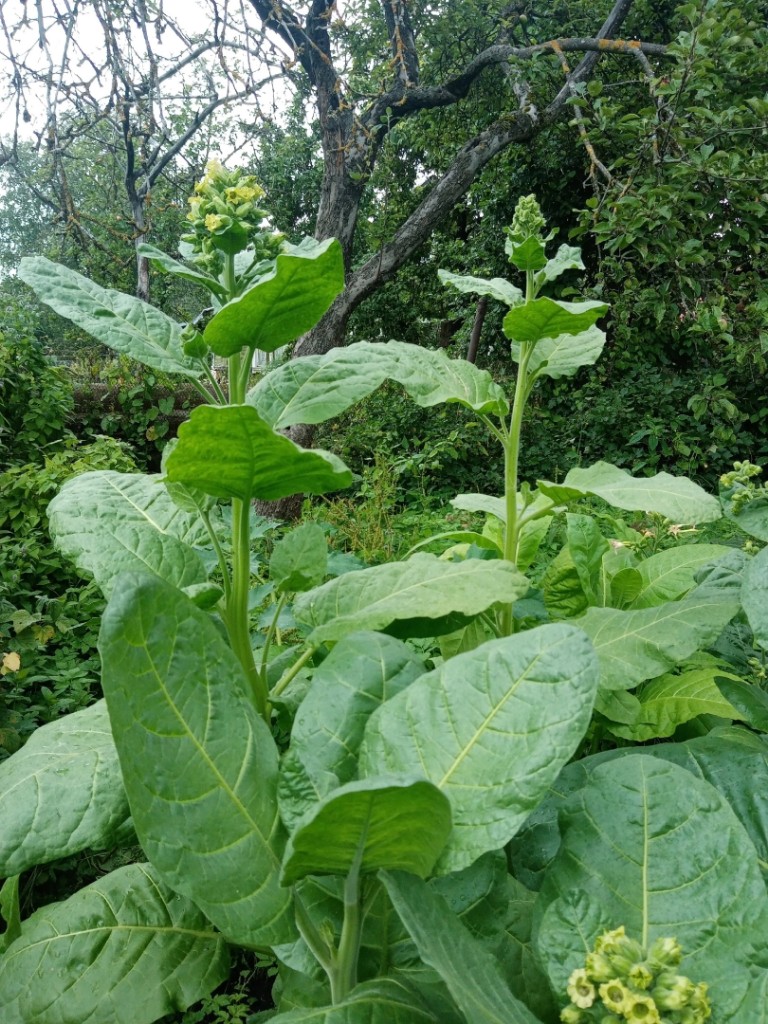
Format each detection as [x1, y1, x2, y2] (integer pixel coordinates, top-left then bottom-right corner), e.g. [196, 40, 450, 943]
[246, 340, 509, 429]
[743, 545, 768, 650]
[18, 256, 201, 377]
[535, 756, 768, 1021]
[608, 658, 741, 741]
[166, 405, 352, 502]
[279, 632, 425, 831]
[511, 324, 606, 379]
[0, 862, 229, 1024]
[535, 243, 585, 287]
[450, 492, 507, 522]
[577, 577, 741, 691]
[503, 297, 608, 344]
[381, 871, 542, 1024]
[136, 242, 228, 297]
[715, 677, 768, 732]
[281, 778, 451, 885]
[270, 523, 329, 594]
[0, 700, 128, 876]
[538, 460, 722, 523]
[437, 269, 523, 306]
[293, 554, 529, 645]
[48, 471, 208, 596]
[269, 978, 443, 1023]
[100, 574, 294, 946]
[360, 624, 599, 873]
[203, 238, 344, 356]
[629, 543, 732, 608]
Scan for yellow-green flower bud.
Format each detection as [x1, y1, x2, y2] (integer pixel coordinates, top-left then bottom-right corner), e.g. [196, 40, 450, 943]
[510, 193, 547, 241]
[559, 1004, 588, 1024]
[652, 971, 694, 1011]
[623, 991, 661, 1023]
[585, 950, 615, 983]
[595, 927, 627, 955]
[180, 324, 209, 359]
[598, 979, 632, 1015]
[566, 968, 596, 1009]
[628, 961, 654, 991]
[647, 936, 683, 970]
[205, 213, 230, 233]
[689, 981, 711, 1019]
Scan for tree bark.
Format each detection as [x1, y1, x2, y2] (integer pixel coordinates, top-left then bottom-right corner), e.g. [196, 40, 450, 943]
[467, 297, 488, 364]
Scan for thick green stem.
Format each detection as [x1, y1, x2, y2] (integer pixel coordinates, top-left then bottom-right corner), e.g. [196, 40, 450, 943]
[271, 644, 317, 699]
[228, 495, 269, 719]
[295, 893, 336, 981]
[332, 858, 364, 1003]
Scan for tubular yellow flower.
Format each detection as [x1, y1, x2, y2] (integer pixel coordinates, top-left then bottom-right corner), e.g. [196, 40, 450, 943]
[598, 979, 632, 1015]
[566, 967, 596, 1009]
[205, 213, 228, 232]
[623, 991, 661, 1023]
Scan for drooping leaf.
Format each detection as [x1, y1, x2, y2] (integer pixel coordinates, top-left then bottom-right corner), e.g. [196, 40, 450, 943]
[136, 242, 228, 297]
[166, 405, 352, 502]
[48, 471, 208, 596]
[293, 554, 529, 645]
[18, 256, 201, 377]
[269, 978, 444, 1023]
[577, 578, 741, 691]
[503, 297, 608, 344]
[246, 340, 509, 429]
[538, 460, 721, 523]
[497, 876, 558, 1022]
[270, 523, 329, 594]
[204, 238, 344, 356]
[437, 269, 523, 306]
[608, 659, 741, 741]
[360, 624, 599, 873]
[629, 543, 732, 608]
[743, 545, 768, 650]
[566, 512, 609, 606]
[280, 778, 451, 885]
[535, 243, 585, 287]
[510, 324, 606, 379]
[450, 492, 507, 522]
[715, 676, 768, 732]
[0, 700, 128, 876]
[279, 632, 425, 830]
[0, 863, 229, 1024]
[721, 484, 768, 541]
[535, 756, 768, 1022]
[100, 573, 294, 946]
[381, 871, 542, 1024]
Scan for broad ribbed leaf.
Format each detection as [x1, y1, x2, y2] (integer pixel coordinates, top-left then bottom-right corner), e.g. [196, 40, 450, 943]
[450, 492, 507, 521]
[0, 701, 128, 876]
[100, 574, 294, 946]
[511, 324, 606, 379]
[18, 256, 200, 376]
[48, 471, 208, 596]
[608, 660, 740, 741]
[204, 238, 344, 355]
[578, 580, 741, 691]
[382, 871, 542, 1024]
[137, 242, 228, 297]
[269, 978, 443, 1023]
[566, 513, 609, 606]
[535, 756, 768, 1021]
[629, 543, 732, 608]
[360, 624, 599, 872]
[538, 460, 721, 523]
[0, 862, 229, 1024]
[279, 632, 425, 830]
[438, 269, 523, 306]
[0, 876, 21, 953]
[293, 554, 529, 645]
[246, 340, 509, 429]
[503, 297, 608, 344]
[743, 545, 768, 650]
[166, 405, 352, 502]
[715, 677, 768, 732]
[270, 523, 328, 594]
[281, 778, 451, 885]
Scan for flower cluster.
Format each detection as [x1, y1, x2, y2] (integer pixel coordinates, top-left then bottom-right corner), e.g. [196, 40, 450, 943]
[719, 460, 766, 515]
[182, 160, 283, 265]
[560, 928, 711, 1024]
[506, 193, 548, 245]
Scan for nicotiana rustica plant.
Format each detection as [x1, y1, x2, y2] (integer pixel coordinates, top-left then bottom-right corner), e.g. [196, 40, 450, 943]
[2, 182, 768, 1023]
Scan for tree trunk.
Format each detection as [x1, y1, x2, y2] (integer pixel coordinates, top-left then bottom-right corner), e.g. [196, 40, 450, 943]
[467, 297, 488, 364]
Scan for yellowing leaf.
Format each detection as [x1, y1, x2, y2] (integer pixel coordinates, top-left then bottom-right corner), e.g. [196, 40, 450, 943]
[1, 653, 20, 675]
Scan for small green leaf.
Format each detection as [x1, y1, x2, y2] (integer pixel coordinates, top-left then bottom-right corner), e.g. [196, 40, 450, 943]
[505, 235, 548, 272]
[166, 405, 352, 503]
[381, 871, 542, 1024]
[204, 238, 344, 356]
[503, 297, 608, 344]
[137, 243, 228, 297]
[0, 863, 229, 1024]
[293, 554, 529, 645]
[438, 269, 523, 306]
[0, 701, 128, 876]
[281, 778, 452, 885]
[0, 877, 21, 953]
[511, 325, 606, 379]
[18, 256, 201, 377]
[538, 460, 722, 523]
[270, 523, 328, 593]
[535, 243, 585, 288]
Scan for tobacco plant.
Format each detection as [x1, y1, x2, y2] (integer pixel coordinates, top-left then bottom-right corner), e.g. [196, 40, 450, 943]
[2, 174, 768, 1024]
